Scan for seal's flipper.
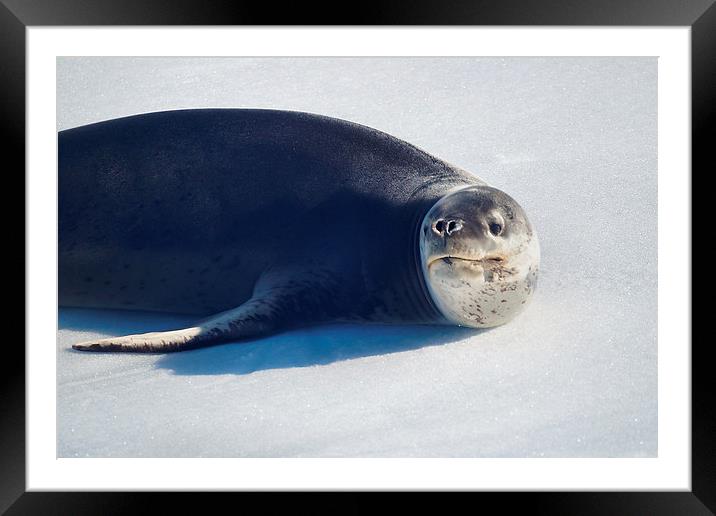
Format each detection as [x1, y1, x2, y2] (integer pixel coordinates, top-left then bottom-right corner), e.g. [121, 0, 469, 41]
[71, 298, 277, 353]
[71, 266, 339, 353]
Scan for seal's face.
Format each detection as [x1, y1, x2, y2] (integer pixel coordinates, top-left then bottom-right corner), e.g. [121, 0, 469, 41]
[419, 185, 540, 328]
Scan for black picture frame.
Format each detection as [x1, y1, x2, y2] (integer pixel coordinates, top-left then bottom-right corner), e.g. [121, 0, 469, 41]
[4, 1, 710, 513]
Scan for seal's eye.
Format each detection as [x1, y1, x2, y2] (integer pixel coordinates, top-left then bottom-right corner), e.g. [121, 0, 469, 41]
[489, 222, 503, 236]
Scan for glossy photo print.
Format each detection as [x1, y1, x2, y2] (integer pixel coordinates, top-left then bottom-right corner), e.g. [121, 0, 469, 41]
[57, 56, 657, 458]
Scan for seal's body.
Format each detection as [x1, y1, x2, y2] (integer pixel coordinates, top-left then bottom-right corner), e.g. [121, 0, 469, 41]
[61, 109, 538, 352]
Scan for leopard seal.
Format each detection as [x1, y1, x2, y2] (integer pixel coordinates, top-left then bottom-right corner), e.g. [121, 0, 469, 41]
[60, 109, 539, 352]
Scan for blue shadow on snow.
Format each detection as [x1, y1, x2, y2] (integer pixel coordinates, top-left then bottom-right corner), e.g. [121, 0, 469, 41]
[60, 307, 482, 376]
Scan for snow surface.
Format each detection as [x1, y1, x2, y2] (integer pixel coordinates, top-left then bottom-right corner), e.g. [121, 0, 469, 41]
[57, 57, 657, 457]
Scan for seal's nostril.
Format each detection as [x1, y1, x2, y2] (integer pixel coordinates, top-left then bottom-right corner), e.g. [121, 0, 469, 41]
[446, 220, 463, 235]
[433, 219, 463, 236]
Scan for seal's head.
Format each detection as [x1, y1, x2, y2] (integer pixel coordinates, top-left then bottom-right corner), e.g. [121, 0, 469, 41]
[419, 185, 539, 328]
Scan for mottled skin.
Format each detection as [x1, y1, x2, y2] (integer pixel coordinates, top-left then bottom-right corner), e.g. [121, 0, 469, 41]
[59, 109, 538, 352]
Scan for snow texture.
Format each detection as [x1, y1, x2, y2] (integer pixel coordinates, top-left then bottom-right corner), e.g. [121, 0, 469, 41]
[57, 57, 657, 457]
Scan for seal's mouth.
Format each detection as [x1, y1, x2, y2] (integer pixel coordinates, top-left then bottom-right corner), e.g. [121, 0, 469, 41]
[427, 254, 506, 269]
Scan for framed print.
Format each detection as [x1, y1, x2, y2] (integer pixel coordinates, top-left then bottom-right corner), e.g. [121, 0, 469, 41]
[6, 0, 711, 513]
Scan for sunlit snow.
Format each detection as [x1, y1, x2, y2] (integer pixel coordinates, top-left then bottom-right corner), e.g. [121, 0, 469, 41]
[57, 57, 657, 457]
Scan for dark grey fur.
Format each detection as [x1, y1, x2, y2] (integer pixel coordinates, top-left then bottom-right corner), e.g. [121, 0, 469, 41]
[59, 109, 480, 351]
